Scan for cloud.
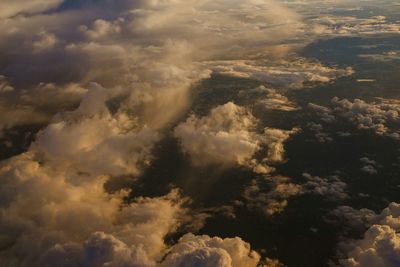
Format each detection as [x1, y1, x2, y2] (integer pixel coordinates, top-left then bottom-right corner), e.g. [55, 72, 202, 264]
[339, 203, 400, 267]
[0, 151, 183, 266]
[174, 102, 261, 167]
[161, 233, 260, 267]
[0, 82, 87, 140]
[0, 151, 262, 267]
[244, 176, 303, 216]
[32, 30, 58, 52]
[310, 15, 400, 37]
[0, 76, 14, 93]
[359, 51, 400, 62]
[0, 1, 307, 265]
[307, 122, 333, 143]
[359, 157, 379, 175]
[309, 97, 400, 140]
[325, 206, 376, 233]
[242, 172, 348, 216]
[238, 86, 299, 112]
[302, 173, 348, 201]
[174, 102, 298, 173]
[207, 58, 353, 89]
[81, 18, 123, 40]
[0, 0, 63, 19]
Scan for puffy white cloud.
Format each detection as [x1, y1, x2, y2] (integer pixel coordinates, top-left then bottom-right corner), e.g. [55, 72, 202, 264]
[29, 84, 159, 177]
[309, 97, 400, 140]
[161, 233, 260, 267]
[332, 97, 400, 139]
[0, 151, 188, 266]
[0, 151, 262, 267]
[174, 102, 298, 173]
[340, 203, 400, 267]
[174, 102, 260, 168]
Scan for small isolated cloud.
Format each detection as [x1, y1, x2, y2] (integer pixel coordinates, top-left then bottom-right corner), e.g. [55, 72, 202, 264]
[174, 102, 298, 173]
[302, 173, 348, 201]
[244, 176, 303, 216]
[238, 86, 298, 112]
[360, 166, 378, 175]
[32, 31, 58, 52]
[307, 122, 333, 143]
[0, 75, 14, 93]
[359, 157, 379, 175]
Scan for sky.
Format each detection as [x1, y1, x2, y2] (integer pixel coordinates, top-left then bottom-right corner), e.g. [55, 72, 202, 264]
[0, 1, 400, 267]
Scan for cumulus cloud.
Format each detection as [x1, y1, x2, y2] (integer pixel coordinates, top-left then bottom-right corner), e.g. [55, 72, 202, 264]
[0, 76, 14, 93]
[174, 102, 298, 173]
[332, 97, 400, 139]
[302, 173, 348, 201]
[339, 203, 400, 267]
[359, 157, 379, 175]
[307, 122, 333, 143]
[26, 83, 162, 177]
[174, 102, 260, 168]
[0, 82, 88, 136]
[244, 176, 303, 216]
[242, 172, 348, 216]
[0, 151, 183, 266]
[326, 206, 376, 233]
[32, 31, 58, 52]
[238, 86, 298, 112]
[309, 97, 400, 140]
[0, 143, 264, 267]
[161, 233, 260, 267]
